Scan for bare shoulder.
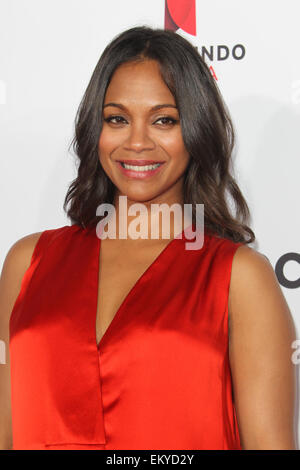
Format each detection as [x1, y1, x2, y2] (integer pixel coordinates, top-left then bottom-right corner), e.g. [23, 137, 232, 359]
[227, 244, 297, 449]
[0, 232, 44, 322]
[4, 231, 43, 261]
[0, 232, 43, 450]
[230, 243, 276, 287]
[229, 244, 294, 327]
[1, 232, 43, 276]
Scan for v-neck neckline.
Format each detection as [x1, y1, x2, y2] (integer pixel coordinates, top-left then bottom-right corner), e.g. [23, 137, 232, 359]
[93, 224, 193, 353]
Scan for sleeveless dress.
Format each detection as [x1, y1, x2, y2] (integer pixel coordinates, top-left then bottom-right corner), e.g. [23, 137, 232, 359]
[9, 223, 243, 450]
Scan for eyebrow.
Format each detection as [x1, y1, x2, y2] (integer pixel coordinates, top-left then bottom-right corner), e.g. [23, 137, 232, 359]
[103, 102, 177, 111]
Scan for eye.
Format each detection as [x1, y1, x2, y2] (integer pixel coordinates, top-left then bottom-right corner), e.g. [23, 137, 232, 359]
[103, 115, 178, 126]
[103, 115, 127, 125]
[155, 117, 178, 126]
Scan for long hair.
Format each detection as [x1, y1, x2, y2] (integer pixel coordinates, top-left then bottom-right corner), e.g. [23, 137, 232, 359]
[64, 25, 255, 244]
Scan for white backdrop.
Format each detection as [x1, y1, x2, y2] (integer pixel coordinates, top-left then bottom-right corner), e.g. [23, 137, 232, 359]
[1, 0, 299, 448]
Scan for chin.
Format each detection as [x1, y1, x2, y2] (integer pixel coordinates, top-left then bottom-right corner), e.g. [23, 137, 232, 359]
[119, 191, 160, 204]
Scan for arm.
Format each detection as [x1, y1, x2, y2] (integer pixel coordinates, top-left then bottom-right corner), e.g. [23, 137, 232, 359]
[228, 245, 297, 450]
[0, 232, 42, 450]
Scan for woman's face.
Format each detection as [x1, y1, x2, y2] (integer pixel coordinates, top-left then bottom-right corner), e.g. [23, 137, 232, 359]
[98, 59, 190, 207]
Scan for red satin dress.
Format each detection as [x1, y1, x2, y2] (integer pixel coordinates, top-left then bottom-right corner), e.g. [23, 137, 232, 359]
[9, 223, 243, 450]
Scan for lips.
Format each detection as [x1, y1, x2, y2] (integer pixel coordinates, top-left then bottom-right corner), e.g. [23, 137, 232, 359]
[116, 160, 165, 166]
[116, 160, 165, 179]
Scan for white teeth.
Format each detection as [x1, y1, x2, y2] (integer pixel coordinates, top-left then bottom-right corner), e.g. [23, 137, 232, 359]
[122, 163, 161, 171]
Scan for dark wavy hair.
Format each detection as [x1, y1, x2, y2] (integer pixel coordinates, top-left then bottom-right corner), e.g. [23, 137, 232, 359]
[64, 25, 255, 244]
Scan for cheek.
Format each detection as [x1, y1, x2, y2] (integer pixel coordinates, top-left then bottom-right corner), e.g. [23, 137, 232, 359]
[98, 129, 118, 157]
[159, 133, 189, 166]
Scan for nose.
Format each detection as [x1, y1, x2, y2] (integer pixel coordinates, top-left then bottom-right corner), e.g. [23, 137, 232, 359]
[123, 121, 155, 153]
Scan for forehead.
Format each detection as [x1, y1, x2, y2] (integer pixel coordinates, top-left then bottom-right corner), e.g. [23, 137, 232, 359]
[104, 60, 175, 105]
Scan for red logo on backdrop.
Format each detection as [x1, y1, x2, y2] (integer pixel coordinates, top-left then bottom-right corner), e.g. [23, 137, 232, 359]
[164, 0, 196, 36]
[164, 0, 217, 80]
[164, 1, 246, 81]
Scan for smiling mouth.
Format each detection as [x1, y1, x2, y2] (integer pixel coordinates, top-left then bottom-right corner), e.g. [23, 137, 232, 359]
[115, 160, 165, 178]
[116, 159, 166, 171]
[119, 162, 163, 171]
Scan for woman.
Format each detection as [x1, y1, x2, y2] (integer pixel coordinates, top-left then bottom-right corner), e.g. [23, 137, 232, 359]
[0, 26, 296, 450]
